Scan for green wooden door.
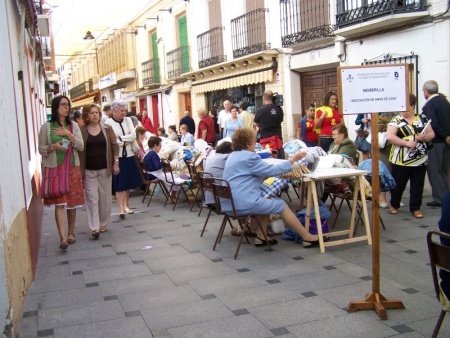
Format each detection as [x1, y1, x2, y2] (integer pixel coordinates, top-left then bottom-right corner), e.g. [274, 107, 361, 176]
[178, 16, 189, 73]
[151, 32, 160, 83]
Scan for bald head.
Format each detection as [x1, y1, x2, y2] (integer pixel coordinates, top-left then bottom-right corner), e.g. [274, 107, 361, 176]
[263, 90, 274, 104]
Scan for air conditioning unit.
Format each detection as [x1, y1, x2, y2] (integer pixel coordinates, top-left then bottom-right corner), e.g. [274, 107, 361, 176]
[46, 92, 54, 107]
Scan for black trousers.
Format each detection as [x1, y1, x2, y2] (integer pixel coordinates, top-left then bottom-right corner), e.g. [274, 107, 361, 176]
[390, 163, 427, 212]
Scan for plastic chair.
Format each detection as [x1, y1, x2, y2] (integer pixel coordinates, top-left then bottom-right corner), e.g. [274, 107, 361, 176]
[427, 230, 450, 338]
[212, 178, 273, 259]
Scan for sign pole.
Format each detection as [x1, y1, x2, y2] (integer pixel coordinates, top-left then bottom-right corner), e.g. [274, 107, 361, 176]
[347, 113, 405, 319]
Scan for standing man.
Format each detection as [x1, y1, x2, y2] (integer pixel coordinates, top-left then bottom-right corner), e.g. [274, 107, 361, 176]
[101, 104, 112, 124]
[422, 80, 450, 207]
[239, 103, 255, 129]
[254, 90, 284, 158]
[217, 100, 231, 139]
[180, 111, 196, 135]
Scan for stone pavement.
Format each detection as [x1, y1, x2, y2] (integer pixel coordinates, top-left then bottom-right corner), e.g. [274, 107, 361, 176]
[18, 184, 450, 338]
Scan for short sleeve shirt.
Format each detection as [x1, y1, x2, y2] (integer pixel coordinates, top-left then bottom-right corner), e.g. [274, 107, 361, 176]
[254, 104, 283, 139]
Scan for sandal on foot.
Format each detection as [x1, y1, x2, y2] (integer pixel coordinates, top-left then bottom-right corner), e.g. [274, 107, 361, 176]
[119, 213, 125, 219]
[389, 207, 398, 215]
[59, 240, 68, 250]
[302, 240, 320, 248]
[99, 226, 107, 233]
[92, 230, 100, 239]
[254, 237, 278, 247]
[412, 210, 423, 219]
[124, 207, 134, 214]
[67, 233, 76, 244]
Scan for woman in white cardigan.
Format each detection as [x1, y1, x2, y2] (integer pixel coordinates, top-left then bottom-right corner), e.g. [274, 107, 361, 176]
[105, 99, 143, 219]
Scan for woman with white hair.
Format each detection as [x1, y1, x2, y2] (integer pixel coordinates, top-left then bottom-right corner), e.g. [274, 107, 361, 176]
[105, 99, 143, 219]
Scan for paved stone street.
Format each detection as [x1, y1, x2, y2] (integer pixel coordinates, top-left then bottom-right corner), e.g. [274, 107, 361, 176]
[18, 184, 449, 338]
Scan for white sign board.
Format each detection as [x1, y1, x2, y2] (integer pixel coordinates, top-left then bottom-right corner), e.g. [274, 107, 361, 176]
[340, 65, 408, 115]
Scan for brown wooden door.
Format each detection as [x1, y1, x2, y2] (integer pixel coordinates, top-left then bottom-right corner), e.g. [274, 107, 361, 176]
[301, 69, 337, 109]
[184, 93, 191, 115]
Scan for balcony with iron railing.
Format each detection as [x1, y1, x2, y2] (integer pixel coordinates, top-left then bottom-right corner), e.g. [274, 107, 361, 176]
[141, 58, 161, 86]
[166, 46, 190, 79]
[281, 0, 335, 47]
[231, 8, 270, 58]
[197, 26, 227, 68]
[336, 0, 426, 28]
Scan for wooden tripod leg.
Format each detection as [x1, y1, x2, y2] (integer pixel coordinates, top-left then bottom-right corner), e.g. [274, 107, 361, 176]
[347, 292, 405, 320]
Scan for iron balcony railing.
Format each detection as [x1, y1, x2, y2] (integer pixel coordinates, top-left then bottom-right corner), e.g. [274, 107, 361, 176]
[231, 8, 270, 58]
[281, 0, 335, 47]
[166, 46, 190, 79]
[336, 0, 426, 28]
[141, 58, 160, 86]
[197, 26, 227, 68]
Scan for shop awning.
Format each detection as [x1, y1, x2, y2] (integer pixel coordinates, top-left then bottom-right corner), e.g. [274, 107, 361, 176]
[191, 63, 275, 94]
[71, 96, 97, 109]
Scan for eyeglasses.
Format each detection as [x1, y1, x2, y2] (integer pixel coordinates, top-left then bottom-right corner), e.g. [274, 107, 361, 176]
[59, 102, 71, 108]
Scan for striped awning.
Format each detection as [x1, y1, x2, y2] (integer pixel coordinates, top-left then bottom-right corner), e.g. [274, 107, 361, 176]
[191, 63, 275, 94]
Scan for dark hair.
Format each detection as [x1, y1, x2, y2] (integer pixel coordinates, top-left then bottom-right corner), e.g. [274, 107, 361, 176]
[157, 127, 166, 134]
[73, 110, 82, 121]
[409, 93, 417, 107]
[331, 123, 348, 138]
[147, 136, 162, 148]
[50, 95, 72, 126]
[103, 104, 111, 112]
[230, 106, 239, 112]
[324, 91, 337, 107]
[305, 103, 315, 110]
[215, 141, 232, 154]
[240, 102, 248, 110]
[168, 124, 176, 131]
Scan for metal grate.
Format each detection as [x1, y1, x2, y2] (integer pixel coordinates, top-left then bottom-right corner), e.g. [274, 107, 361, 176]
[336, 0, 426, 28]
[281, 0, 334, 47]
[141, 58, 161, 86]
[197, 26, 227, 68]
[231, 8, 270, 58]
[166, 46, 190, 79]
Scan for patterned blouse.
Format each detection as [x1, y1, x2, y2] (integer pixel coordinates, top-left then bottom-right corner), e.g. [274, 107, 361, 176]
[388, 113, 430, 167]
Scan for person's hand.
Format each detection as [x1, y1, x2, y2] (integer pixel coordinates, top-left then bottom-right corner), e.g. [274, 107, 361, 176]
[416, 133, 427, 142]
[405, 140, 417, 149]
[291, 151, 306, 162]
[113, 162, 120, 175]
[53, 126, 71, 138]
[51, 141, 67, 152]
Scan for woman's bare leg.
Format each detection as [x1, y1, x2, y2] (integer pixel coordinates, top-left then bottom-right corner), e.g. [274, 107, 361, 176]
[255, 215, 270, 239]
[67, 208, 76, 241]
[281, 206, 318, 242]
[55, 205, 66, 241]
[116, 191, 125, 214]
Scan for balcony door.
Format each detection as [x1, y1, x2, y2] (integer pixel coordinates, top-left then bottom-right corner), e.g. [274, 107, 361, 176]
[178, 16, 189, 73]
[151, 32, 160, 83]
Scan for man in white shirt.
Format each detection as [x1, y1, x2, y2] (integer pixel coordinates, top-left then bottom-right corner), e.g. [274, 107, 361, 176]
[101, 104, 112, 124]
[217, 100, 231, 139]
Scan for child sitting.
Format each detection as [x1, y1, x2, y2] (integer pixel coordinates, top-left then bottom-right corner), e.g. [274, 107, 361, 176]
[167, 125, 179, 142]
[180, 124, 195, 146]
[157, 127, 168, 138]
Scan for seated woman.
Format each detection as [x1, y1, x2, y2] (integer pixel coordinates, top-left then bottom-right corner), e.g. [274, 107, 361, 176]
[203, 141, 232, 205]
[222, 128, 319, 247]
[323, 124, 357, 196]
[328, 123, 358, 164]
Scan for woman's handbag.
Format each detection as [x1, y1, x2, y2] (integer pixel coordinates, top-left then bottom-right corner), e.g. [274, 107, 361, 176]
[40, 143, 72, 199]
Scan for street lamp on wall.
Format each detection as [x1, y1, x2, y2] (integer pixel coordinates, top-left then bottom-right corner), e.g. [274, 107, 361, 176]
[83, 31, 95, 40]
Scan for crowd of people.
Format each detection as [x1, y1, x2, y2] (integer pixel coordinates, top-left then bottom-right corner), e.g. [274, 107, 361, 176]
[39, 81, 449, 252]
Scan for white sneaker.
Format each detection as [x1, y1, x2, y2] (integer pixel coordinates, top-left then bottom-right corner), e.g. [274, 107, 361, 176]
[400, 202, 405, 207]
[379, 202, 389, 208]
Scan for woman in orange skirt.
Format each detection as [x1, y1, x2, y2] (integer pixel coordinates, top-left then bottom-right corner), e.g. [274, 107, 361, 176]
[38, 95, 85, 250]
